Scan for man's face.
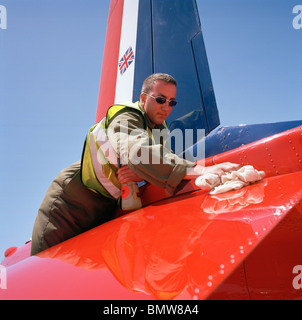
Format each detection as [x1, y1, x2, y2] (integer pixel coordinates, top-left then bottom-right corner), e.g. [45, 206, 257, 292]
[140, 80, 177, 126]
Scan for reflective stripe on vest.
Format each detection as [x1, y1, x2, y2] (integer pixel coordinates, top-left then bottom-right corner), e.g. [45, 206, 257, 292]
[82, 117, 121, 199]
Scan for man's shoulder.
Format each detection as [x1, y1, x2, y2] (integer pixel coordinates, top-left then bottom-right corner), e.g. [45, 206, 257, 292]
[107, 102, 142, 118]
[107, 102, 146, 129]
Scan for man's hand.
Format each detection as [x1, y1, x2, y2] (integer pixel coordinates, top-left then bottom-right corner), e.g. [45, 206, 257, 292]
[184, 162, 241, 180]
[117, 165, 143, 184]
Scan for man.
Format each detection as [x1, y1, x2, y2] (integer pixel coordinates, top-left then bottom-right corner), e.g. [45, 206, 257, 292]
[31, 73, 239, 255]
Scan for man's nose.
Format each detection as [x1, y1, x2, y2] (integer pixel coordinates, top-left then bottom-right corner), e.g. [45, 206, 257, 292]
[161, 101, 170, 110]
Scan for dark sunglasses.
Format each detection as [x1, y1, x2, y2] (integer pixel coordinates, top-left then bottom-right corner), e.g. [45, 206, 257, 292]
[143, 92, 177, 107]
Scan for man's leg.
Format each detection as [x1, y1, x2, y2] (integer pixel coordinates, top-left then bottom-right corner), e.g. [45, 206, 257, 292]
[31, 161, 117, 255]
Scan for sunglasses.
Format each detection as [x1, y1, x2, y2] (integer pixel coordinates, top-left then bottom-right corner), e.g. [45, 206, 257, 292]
[143, 92, 177, 107]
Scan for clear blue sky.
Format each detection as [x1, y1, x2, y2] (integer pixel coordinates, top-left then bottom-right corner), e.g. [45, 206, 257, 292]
[0, 0, 301, 258]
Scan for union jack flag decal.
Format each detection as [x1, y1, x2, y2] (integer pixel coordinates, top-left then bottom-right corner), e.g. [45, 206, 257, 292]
[118, 46, 135, 76]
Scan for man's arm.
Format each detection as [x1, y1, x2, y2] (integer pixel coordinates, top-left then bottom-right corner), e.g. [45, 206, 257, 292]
[107, 111, 196, 195]
[108, 111, 240, 193]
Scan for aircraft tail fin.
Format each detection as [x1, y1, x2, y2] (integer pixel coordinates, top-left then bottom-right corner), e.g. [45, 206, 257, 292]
[96, 0, 220, 148]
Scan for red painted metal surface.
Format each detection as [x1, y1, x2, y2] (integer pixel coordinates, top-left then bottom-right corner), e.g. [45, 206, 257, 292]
[245, 202, 302, 300]
[209, 125, 302, 178]
[209, 203, 302, 300]
[1, 242, 31, 268]
[1, 171, 302, 300]
[1, 125, 302, 300]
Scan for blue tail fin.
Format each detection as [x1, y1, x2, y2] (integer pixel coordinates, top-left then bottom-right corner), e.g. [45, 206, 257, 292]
[133, 0, 220, 136]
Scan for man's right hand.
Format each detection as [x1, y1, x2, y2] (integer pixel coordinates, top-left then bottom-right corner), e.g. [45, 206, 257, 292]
[184, 162, 241, 180]
[117, 166, 143, 184]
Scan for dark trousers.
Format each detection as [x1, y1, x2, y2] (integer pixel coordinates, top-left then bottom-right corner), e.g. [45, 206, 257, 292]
[31, 161, 117, 255]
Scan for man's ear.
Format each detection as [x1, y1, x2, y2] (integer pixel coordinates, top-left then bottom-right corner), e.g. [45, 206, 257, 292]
[140, 93, 146, 108]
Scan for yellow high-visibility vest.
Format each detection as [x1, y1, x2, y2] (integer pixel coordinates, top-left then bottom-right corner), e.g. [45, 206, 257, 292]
[81, 101, 160, 199]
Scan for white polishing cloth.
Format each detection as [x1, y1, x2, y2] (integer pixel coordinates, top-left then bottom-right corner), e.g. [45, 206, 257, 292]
[195, 165, 265, 195]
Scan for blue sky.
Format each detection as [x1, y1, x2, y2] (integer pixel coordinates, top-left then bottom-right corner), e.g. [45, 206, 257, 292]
[0, 0, 301, 258]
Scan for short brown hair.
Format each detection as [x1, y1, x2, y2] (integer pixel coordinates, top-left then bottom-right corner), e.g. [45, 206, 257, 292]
[141, 73, 177, 94]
